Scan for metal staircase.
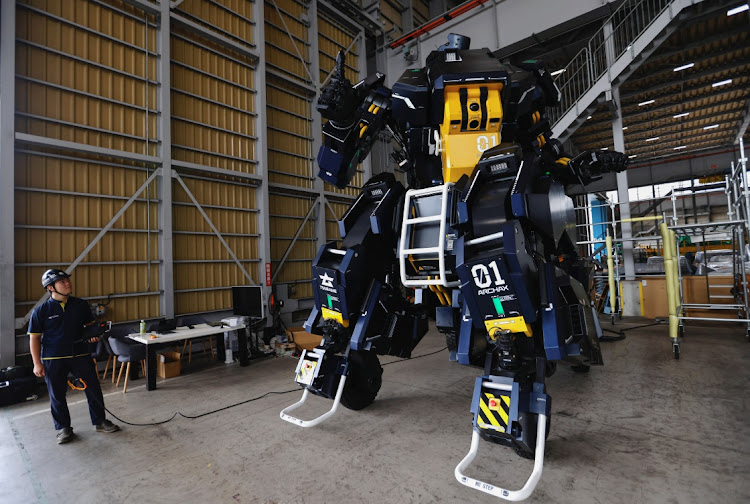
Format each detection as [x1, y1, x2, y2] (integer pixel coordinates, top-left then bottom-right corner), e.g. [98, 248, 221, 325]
[550, 0, 706, 143]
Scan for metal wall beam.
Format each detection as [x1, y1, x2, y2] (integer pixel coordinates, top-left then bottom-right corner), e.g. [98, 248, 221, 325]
[158, 2, 174, 319]
[171, 159, 263, 183]
[1, 0, 16, 366]
[170, 11, 258, 63]
[15, 133, 160, 165]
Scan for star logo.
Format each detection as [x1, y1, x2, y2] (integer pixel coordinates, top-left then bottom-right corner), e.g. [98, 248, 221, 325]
[319, 272, 335, 288]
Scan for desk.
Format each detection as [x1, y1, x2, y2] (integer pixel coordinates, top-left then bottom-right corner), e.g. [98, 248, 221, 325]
[128, 323, 248, 391]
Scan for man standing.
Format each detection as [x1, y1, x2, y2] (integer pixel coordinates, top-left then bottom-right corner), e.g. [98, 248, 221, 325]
[28, 269, 120, 444]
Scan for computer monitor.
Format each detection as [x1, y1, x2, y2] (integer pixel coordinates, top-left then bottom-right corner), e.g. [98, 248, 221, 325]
[232, 285, 264, 319]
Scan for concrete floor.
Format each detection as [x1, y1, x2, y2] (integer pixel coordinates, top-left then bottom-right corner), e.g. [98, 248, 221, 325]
[3, 316, 750, 504]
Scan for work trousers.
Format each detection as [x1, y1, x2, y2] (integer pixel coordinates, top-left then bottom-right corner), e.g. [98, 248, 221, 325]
[43, 356, 105, 430]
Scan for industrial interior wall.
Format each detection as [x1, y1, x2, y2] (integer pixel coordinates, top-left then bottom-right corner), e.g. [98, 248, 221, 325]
[377, 0, 403, 39]
[170, 0, 259, 315]
[14, 0, 261, 339]
[14, 0, 161, 325]
[385, 0, 619, 86]
[265, 0, 315, 302]
[412, 0, 429, 28]
[264, 1, 362, 303]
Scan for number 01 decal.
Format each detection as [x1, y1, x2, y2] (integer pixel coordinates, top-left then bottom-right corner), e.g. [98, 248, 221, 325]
[476, 135, 498, 152]
[471, 261, 506, 289]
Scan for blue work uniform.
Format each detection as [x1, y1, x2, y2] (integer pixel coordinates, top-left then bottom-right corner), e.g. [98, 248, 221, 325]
[29, 296, 105, 430]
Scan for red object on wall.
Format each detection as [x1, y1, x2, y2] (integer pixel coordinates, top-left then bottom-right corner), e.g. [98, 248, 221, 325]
[266, 263, 272, 286]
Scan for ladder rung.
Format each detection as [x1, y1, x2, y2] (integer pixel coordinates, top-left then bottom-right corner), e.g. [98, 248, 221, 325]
[405, 215, 442, 224]
[402, 246, 440, 255]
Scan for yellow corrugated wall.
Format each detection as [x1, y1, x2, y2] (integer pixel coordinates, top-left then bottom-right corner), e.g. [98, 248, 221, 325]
[263, 4, 364, 304]
[14, 0, 160, 322]
[170, 1, 259, 315]
[14, 0, 260, 323]
[265, 0, 314, 302]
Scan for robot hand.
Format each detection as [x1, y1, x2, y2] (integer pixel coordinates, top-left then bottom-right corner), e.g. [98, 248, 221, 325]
[317, 51, 360, 125]
[567, 150, 629, 185]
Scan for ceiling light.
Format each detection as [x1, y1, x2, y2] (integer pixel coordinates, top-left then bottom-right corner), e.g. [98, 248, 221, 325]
[712, 79, 732, 87]
[727, 4, 749, 16]
[587, 116, 592, 120]
[602, 147, 609, 150]
[628, 155, 637, 159]
[638, 99, 655, 106]
[646, 137, 660, 141]
[704, 124, 719, 130]
[673, 63, 694, 72]
[550, 69, 566, 76]
[622, 126, 628, 130]
[674, 146, 687, 150]
[673, 112, 690, 118]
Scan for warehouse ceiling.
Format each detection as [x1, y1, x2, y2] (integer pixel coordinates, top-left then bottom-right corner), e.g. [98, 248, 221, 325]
[494, 0, 750, 170]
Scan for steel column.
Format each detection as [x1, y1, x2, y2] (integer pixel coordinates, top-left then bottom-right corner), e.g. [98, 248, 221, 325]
[158, 2, 174, 318]
[310, 0, 327, 248]
[357, 29, 372, 181]
[604, 18, 635, 281]
[254, 0, 273, 299]
[0, 0, 16, 365]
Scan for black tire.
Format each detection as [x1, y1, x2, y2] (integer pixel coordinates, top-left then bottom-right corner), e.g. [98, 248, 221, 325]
[545, 361, 557, 378]
[513, 415, 551, 460]
[340, 350, 383, 410]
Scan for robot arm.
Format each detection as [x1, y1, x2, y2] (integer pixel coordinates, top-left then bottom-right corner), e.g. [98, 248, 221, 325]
[316, 51, 393, 188]
[554, 148, 630, 186]
[503, 60, 629, 186]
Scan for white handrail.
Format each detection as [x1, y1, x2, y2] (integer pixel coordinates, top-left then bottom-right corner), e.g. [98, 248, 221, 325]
[455, 414, 547, 502]
[279, 375, 347, 428]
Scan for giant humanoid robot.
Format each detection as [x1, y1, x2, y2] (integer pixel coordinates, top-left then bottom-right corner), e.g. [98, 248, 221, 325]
[280, 34, 627, 501]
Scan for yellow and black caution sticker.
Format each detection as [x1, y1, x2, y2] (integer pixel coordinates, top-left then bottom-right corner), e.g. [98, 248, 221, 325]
[477, 392, 510, 433]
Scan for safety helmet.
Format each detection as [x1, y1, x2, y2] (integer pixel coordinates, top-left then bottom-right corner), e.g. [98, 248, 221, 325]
[41, 269, 70, 288]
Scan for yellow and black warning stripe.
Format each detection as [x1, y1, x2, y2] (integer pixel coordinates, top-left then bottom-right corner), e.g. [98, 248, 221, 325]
[477, 392, 511, 433]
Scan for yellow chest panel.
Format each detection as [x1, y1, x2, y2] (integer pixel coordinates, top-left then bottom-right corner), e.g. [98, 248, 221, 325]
[440, 83, 504, 183]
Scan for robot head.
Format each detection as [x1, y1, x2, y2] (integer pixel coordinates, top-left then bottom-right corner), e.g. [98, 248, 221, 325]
[438, 34, 470, 52]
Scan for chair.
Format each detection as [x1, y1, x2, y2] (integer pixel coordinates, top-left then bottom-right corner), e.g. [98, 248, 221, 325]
[176, 315, 214, 364]
[108, 336, 147, 394]
[91, 335, 116, 382]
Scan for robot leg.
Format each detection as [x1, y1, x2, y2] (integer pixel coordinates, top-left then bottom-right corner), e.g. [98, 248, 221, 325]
[281, 174, 428, 427]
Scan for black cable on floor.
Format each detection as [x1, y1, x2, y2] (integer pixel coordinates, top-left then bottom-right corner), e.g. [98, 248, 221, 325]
[381, 346, 448, 366]
[599, 319, 666, 342]
[177, 389, 300, 419]
[600, 328, 626, 342]
[95, 346, 449, 426]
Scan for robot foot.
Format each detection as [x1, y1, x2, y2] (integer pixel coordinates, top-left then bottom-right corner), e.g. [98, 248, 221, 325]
[280, 348, 383, 427]
[455, 376, 550, 501]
